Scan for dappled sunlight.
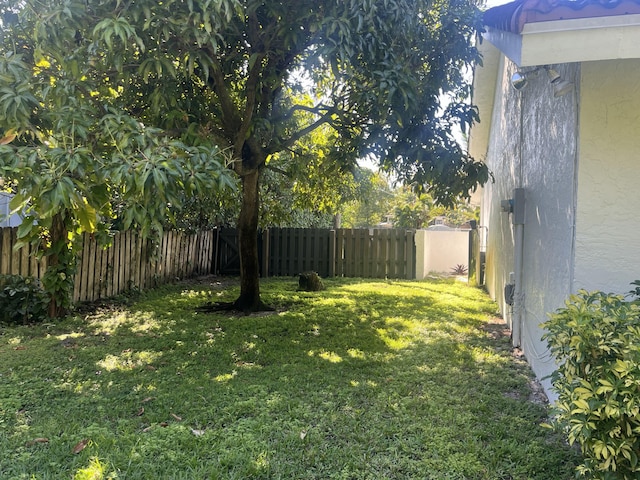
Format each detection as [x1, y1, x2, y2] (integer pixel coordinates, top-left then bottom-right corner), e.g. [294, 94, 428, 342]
[181, 287, 232, 301]
[54, 332, 86, 341]
[374, 316, 422, 350]
[347, 348, 365, 359]
[12, 408, 31, 436]
[308, 349, 343, 363]
[86, 310, 171, 337]
[214, 371, 237, 382]
[308, 324, 321, 336]
[375, 327, 413, 350]
[63, 378, 102, 396]
[252, 451, 270, 473]
[73, 456, 107, 480]
[96, 349, 162, 372]
[349, 379, 379, 388]
[470, 347, 511, 367]
[132, 383, 157, 394]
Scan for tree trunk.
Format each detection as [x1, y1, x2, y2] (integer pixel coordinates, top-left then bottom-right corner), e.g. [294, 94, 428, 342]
[46, 212, 69, 318]
[233, 168, 266, 313]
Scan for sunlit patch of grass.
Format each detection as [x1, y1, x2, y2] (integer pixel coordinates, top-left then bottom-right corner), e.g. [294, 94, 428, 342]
[347, 348, 365, 359]
[317, 350, 343, 363]
[0, 277, 579, 479]
[87, 310, 167, 336]
[55, 332, 85, 341]
[214, 371, 237, 382]
[96, 350, 162, 372]
[73, 456, 107, 480]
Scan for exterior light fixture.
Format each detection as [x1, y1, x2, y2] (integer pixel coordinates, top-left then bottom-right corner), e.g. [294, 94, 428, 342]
[510, 65, 574, 97]
[510, 72, 528, 90]
[544, 67, 561, 83]
[553, 79, 574, 97]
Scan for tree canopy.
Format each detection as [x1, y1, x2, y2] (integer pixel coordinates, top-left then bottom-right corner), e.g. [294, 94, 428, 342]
[0, 0, 489, 312]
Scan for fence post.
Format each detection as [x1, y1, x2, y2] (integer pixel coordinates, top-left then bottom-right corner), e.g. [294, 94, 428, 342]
[329, 230, 336, 277]
[262, 228, 270, 277]
[1, 228, 11, 275]
[406, 229, 415, 279]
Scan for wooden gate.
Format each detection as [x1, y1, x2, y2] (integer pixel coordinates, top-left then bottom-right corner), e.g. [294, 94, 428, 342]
[216, 228, 266, 276]
[217, 228, 241, 275]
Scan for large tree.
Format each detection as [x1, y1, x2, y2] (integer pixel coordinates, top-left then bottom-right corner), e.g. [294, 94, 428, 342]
[0, 0, 489, 312]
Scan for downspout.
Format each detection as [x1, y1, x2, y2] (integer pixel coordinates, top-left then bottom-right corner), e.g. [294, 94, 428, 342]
[512, 188, 525, 347]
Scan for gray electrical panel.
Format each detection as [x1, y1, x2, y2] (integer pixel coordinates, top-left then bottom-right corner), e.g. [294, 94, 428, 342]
[512, 188, 525, 225]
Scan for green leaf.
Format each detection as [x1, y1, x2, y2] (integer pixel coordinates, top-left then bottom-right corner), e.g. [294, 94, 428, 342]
[76, 199, 98, 233]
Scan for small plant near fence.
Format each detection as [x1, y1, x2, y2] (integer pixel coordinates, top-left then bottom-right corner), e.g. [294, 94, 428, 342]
[542, 286, 640, 479]
[0, 275, 50, 325]
[450, 264, 468, 275]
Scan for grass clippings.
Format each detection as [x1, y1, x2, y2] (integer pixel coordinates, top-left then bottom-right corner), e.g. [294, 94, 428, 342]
[0, 277, 579, 479]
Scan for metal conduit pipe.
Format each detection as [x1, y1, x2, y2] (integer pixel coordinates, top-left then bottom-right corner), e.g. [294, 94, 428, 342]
[512, 188, 526, 348]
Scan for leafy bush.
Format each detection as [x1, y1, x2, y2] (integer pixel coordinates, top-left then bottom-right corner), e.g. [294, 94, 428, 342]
[0, 275, 50, 325]
[542, 289, 640, 479]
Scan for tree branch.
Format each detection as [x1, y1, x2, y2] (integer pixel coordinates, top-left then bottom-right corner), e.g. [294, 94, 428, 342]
[270, 111, 334, 154]
[210, 58, 241, 142]
[270, 102, 333, 126]
[264, 163, 291, 178]
[236, 50, 265, 155]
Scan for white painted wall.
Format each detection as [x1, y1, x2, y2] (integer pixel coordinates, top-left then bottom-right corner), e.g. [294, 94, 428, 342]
[415, 229, 470, 278]
[477, 48, 579, 399]
[574, 59, 640, 294]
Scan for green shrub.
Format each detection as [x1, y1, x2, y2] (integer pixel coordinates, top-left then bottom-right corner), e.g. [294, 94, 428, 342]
[0, 274, 50, 325]
[542, 289, 640, 479]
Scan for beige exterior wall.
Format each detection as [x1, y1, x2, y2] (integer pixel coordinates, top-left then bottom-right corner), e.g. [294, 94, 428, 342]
[415, 229, 470, 278]
[575, 59, 640, 293]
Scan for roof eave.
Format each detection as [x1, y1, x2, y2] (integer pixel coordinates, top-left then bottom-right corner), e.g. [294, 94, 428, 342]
[483, 13, 640, 67]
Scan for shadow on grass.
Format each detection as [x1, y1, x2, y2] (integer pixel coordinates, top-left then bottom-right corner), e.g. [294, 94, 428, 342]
[0, 277, 579, 479]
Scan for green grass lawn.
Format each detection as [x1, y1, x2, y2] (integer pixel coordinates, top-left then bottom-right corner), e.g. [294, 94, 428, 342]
[0, 277, 579, 479]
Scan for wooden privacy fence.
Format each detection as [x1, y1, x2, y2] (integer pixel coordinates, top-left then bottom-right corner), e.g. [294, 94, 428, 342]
[0, 227, 47, 278]
[0, 226, 415, 304]
[263, 228, 333, 277]
[335, 228, 415, 279]
[0, 227, 216, 303]
[258, 228, 415, 279]
[73, 230, 216, 302]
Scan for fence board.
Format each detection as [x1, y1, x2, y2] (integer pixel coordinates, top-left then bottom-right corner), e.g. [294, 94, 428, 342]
[99, 244, 108, 298]
[139, 238, 146, 291]
[19, 243, 29, 276]
[30, 244, 39, 279]
[1, 228, 11, 275]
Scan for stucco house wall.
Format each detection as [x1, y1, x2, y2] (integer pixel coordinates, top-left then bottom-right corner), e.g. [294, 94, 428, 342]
[474, 0, 640, 401]
[575, 59, 640, 293]
[478, 42, 579, 394]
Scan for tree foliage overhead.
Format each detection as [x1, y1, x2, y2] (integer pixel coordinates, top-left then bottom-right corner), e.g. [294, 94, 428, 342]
[2, 0, 486, 195]
[0, 0, 489, 312]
